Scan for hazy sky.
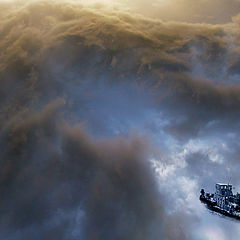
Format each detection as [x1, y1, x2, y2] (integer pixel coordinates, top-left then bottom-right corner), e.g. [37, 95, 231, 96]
[73, 0, 240, 23]
[118, 0, 240, 23]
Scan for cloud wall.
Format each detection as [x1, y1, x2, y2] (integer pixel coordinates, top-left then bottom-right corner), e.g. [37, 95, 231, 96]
[1, 1, 240, 239]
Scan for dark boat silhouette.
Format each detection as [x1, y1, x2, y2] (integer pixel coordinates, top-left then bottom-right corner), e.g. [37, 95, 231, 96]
[200, 183, 240, 220]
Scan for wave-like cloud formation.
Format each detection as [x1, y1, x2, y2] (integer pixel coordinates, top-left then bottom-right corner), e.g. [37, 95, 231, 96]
[1, 1, 240, 239]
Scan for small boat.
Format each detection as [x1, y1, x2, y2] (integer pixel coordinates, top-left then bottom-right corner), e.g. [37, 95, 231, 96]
[200, 183, 240, 220]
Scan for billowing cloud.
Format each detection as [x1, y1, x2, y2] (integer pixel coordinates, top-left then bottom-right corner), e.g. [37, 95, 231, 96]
[0, 99, 165, 239]
[1, 0, 240, 239]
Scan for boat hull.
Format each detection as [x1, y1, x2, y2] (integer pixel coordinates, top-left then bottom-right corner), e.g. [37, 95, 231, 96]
[200, 196, 240, 220]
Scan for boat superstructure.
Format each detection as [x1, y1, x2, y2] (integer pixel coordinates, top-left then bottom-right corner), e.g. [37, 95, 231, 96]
[200, 183, 240, 219]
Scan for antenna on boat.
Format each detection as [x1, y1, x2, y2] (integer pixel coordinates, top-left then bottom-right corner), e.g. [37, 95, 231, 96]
[228, 177, 235, 190]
